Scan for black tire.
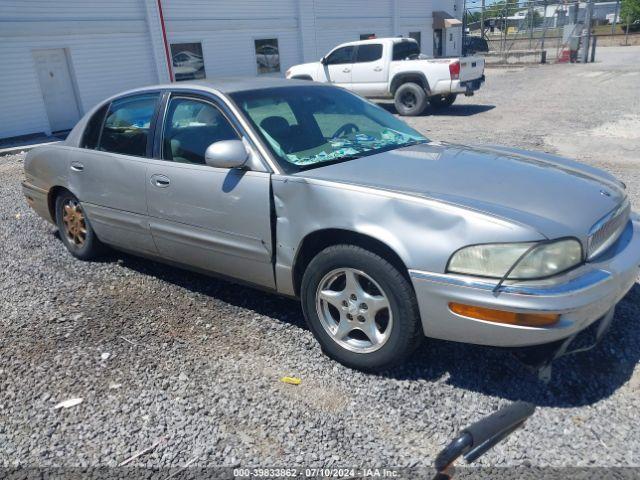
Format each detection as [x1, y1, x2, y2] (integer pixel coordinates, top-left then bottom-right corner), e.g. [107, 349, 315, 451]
[55, 190, 106, 260]
[301, 245, 423, 371]
[393, 82, 428, 116]
[429, 94, 457, 109]
[291, 75, 313, 81]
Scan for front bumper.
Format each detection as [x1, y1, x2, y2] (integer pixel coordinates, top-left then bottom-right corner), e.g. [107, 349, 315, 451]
[409, 219, 640, 347]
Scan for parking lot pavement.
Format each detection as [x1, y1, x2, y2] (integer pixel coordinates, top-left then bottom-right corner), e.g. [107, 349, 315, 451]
[1, 46, 640, 470]
[400, 46, 640, 209]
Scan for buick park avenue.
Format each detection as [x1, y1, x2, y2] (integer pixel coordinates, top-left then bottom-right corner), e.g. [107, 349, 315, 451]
[23, 79, 640, 371]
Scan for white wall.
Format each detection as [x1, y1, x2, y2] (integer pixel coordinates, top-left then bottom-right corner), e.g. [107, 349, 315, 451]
[162, 0, 301, 77]
[0, 0, 158, 138]
[399, 0, 434, 55]
[0, 0, 442, 139]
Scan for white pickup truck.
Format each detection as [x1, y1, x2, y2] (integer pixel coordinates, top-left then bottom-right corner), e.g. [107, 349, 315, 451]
[286, 37, 485, 116]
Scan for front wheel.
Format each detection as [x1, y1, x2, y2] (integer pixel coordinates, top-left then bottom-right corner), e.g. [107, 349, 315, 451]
[301, 245, 423, 371]
[429, 94, 457, 109]
[394, 82, 427, 116]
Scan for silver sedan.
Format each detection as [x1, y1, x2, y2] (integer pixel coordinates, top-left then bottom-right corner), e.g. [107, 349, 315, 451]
[22, 79, 640, 371]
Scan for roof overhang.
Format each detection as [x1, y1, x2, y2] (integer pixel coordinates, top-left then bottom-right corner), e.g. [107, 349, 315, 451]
[433, 11, 463, 29]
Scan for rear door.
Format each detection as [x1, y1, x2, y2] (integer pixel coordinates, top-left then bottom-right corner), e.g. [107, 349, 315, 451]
[350, 43, 387, 96]
[322, 45, 355, 87]
[68, 92, 160, 255]
[145, 93, 275, 288]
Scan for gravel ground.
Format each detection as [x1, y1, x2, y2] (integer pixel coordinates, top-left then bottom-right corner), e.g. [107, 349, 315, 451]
[1, 46, 640, 475]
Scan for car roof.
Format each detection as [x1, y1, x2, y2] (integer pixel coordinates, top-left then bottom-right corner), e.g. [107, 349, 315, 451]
[335, 37, 415, 48]
[114, 77, 320, 98]
[64, 77, 328, 147]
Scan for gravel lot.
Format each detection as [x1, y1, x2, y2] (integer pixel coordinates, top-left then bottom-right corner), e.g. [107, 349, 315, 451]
[1, 46, 640, 474]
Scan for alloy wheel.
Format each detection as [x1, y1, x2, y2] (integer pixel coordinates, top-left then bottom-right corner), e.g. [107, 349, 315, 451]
[315, 268, 393, 353]
[61, 199, 87, 247]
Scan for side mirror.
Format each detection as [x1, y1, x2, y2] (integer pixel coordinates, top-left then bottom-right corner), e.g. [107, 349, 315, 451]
[320, 56, 328, 65]
[204, 140, 249, 169]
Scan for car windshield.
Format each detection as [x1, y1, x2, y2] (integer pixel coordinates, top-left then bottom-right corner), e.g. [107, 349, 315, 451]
[230, 86, 428, 173]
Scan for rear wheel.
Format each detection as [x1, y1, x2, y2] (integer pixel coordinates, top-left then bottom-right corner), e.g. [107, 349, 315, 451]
[429, 94, 457, 109]
[55, 191, 105, 260]
[301, 245, 423, 371]
[394, 82, 427, 116]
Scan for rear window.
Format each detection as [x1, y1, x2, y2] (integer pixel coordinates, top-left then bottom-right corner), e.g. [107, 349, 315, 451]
[81, 104, 108, 149]
[392, 41, 420, 61]
[355, 44, 383, 63]
[98, 93, 159, 157]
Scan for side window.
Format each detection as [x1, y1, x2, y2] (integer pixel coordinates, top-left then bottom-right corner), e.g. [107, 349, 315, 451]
[99, 94, 159, 157]
[162, 97, 239, 164]
[392, 41, 420, 60]
[81, 104, 108, 149]
[355, 44, 383, 63]
[325, 46, 355, 65]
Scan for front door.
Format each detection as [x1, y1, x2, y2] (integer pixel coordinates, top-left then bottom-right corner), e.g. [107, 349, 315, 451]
[33, 49, 80, 132]
[146, 95, 275, 288]
[322, 45, 355, 87]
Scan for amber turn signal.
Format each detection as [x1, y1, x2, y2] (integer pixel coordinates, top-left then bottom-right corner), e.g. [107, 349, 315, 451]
[449, 302, 560, 327]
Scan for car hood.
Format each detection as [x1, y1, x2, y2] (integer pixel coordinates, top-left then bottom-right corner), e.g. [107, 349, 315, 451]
[294, 142, 627, 241]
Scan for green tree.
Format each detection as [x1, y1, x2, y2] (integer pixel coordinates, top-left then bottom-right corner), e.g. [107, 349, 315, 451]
[620, 0, 640, 23]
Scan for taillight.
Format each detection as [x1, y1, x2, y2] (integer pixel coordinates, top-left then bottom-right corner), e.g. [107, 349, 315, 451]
[449, 61, 460, 80]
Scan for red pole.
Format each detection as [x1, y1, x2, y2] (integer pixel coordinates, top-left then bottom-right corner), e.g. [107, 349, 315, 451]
[156, 0, 173, 81]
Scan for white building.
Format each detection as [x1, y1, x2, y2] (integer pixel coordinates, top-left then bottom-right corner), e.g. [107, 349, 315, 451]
[0, 0, 461, 140]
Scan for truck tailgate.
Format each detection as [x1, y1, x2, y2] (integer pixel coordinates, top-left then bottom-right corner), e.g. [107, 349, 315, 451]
[459, 57, 485, 81]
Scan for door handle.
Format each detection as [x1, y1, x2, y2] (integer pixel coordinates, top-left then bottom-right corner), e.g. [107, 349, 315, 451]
[150, 174, 170, 188]
[70, 162, 84, 172]
[373, 66, 383, 72]
[342, 68, 351, 73]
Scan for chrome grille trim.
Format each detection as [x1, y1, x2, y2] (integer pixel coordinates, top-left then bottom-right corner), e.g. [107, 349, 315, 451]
[587, 198, 630, 258]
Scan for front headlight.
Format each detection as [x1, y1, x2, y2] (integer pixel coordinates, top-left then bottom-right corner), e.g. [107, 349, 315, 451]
[447, 239, 583, 280]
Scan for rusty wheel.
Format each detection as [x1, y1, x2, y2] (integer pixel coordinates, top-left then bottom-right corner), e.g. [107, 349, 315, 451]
[61, 199, 87, 247]
[55, 190, 105, 260]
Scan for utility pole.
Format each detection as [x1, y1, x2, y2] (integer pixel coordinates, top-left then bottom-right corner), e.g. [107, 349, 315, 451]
[611, 0, 620, 35]
[625, 14, 631, 45]
[480, 0, 485, 39]
[581, 0, 594, 63]
[541, 0, 548, 51]
[529, 0, 534, 49]
[462, 0, 467, 56]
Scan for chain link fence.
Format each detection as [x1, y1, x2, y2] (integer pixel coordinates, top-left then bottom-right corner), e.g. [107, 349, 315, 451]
[464, 0, 634, 62]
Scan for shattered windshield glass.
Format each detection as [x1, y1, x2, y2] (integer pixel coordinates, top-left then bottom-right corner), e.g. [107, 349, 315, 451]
[230, 86, 428, 173]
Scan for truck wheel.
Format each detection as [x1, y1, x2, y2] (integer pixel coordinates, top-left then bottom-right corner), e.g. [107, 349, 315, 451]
[55, 190, 106, 260]
[394, 82, 427, 116]
[429, 94, 457, 109]
[301, 245, 423, 372]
